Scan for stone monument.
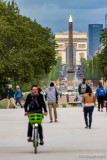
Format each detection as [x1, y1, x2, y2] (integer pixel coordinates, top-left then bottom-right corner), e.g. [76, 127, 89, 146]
[68, 15, 74, 82]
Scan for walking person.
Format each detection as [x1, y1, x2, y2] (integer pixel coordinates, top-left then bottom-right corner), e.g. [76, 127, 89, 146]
[96, 82, 105, 112]
[24, 85, 47, 144]
[15, 85, 23, 108]
[66, 94, 69, 103]
[45, 82, 61, 123]
[78, 78, 88, 109]
[7, 85, 18, 109]
[82, 86, 96, 129]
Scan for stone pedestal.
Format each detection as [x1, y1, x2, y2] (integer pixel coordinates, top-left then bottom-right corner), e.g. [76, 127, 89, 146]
[68, 70, 74, 82]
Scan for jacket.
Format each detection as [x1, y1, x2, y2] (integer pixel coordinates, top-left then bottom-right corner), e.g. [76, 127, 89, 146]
[15, 88, 22, 98]
[24, 93, 47, 113]
[45, 87, 61, 103]
[8, 88, 14, 99]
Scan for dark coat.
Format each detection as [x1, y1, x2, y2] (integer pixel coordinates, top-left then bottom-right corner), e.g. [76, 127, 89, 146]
[24, 93, 47, 113]
[8, 88, 14, 99]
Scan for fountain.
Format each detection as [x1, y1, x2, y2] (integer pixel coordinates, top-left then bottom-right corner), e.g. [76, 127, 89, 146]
[73, 73, 79, 90]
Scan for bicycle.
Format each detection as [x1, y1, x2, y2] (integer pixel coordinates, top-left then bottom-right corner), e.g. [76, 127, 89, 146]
[27, 113, 44, 154]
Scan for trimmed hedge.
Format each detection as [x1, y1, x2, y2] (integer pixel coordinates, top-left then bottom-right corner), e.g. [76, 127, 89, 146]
[71, 104, 81, 107]
[62, 103, 66, 108]
[23, 92, 30, 101]
[0, 99, 13, 109]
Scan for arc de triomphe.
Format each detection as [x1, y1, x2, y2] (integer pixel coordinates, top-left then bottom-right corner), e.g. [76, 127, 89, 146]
[55, 31, 87, 65]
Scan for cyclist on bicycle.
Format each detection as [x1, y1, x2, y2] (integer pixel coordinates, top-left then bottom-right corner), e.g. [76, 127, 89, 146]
[24, 85, 47, 145]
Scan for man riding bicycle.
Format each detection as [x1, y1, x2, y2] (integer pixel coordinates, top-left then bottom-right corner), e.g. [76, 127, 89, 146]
[24, 85, 47, 145]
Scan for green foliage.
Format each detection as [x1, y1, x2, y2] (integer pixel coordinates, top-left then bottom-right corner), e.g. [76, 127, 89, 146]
[81, 58, 88, 78]
[98, 50, 107, 81]
[20, 83, 32, 92]
[93, 55, 102, 80]
[62, 103, 66, 108]
[98, 28, 107, 81]
[100, 28, 107, 46]
[0, 0, 57, 96]
[23, 92, 30, 101]
[0, 99, 13, 108]
[81, 28, 107, 81]
[56, 103, 59, 108]
[81, 56, 102, 80]
[38, 56, 62, 85]
[49, 56, 62, 80]
[0, 77, 9, 96]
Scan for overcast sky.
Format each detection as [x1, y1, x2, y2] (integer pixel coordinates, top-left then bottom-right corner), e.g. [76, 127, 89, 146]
[7, 0, 107, 33]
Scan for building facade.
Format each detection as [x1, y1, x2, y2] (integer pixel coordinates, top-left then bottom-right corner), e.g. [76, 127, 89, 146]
[88, 24, 103, 58]
[105, 14, 107, 28]
[55, 31, 87, 65]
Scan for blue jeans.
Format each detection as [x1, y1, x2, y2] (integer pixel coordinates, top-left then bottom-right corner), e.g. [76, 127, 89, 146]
[84, 106, 94, 128]
[15, 97, 23, 108]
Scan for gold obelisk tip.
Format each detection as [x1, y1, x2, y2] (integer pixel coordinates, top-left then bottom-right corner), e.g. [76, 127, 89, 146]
[69, 14, 72, 22]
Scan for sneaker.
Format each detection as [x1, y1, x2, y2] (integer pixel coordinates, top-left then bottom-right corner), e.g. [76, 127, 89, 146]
[98, 109, 100, 112]
[55, 120, 58, 123]
[27, 137, 32, 142]
[85, 126, 88, 129]
[49, 120, 53, 123]
[89, 126, 91, 129]
[12, 106, 15, 109]
[40, 139, 44, 145]
[101, 109, 103, 112]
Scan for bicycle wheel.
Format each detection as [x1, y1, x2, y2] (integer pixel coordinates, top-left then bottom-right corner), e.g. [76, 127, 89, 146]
[34, 127, 38, 154]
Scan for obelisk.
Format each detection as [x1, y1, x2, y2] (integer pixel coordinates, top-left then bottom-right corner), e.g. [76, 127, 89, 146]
[68, 14, 74, 82]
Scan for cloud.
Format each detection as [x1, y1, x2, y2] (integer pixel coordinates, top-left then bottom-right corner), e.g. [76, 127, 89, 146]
[6, 0, 107, 33]
[13, 0, 107, 10]
[55, 0, 107, 10]
[18, 3, 106, 32]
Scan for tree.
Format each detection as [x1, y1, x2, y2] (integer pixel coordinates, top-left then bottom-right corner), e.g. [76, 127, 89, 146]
[93, 55, 102, 80]
[81, 58, 88, 78]
[49, 56, 62, 80]
[0, 0, 57, 97]
[81, 56, 102, 80]
[98, 28, 107, 81]
[88, 58, 93, 79]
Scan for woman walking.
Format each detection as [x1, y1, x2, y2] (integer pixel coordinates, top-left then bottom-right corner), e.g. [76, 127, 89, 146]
[82, 86, 96, 129]
[15, 86, 23, 108]
[96, 82, 105, 112]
